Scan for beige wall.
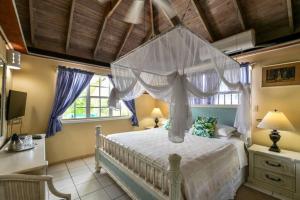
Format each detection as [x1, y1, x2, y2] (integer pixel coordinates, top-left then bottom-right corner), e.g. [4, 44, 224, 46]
[236, 44, 300, 152]
[11, 54, 162, 164]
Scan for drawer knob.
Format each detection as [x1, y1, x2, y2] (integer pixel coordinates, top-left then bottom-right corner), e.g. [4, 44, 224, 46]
[265, 160, 281, 167]
[265, 174, 281, 182]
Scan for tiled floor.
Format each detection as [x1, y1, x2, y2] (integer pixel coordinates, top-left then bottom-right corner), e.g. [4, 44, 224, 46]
[47, 156, 130, 200]
[47, 156, 277, 200]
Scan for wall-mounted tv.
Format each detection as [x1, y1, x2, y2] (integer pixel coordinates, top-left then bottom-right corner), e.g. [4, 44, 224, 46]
[6, 90, 27, 120]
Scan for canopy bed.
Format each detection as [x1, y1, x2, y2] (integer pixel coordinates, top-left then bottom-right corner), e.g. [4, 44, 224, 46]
[95, 25, 251, 200]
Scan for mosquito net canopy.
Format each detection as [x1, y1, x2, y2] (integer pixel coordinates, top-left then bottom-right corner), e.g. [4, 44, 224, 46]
[109, 25, 251, 143]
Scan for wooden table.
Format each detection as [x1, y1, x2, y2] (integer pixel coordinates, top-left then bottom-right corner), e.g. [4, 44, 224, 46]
[0, 134, 48, 174]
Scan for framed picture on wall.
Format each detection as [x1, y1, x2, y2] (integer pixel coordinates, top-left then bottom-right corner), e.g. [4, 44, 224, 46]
[262, 61, 300, 87]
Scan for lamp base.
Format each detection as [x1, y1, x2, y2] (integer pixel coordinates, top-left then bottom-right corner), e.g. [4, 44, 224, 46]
[154, 118, 159, 128]
[269, 130, 281, 153]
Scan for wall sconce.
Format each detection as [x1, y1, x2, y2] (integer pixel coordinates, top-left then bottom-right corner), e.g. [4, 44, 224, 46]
[6, 50, 21, 70]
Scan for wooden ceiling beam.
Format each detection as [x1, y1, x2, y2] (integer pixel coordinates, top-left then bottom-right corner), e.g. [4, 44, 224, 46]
[151, 0, 160, 36]
[116, 24, 134, 59]
[93, 0, 123, 58]
[286, 0, 294, 32]
[66, 0, 76, 53]
[191, 0, 215, 41]
[149, 0, 155, 36]
[161, 11, 181, 27]
[232, 0, 247, 30]
[28, 0, 36, 46]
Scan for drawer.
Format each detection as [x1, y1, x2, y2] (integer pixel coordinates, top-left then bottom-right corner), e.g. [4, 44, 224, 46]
[254, 167, 295, 192]
[254, 153, 295, 176]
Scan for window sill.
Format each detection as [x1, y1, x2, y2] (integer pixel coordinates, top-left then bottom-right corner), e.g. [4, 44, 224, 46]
[61, 116, 131, 124]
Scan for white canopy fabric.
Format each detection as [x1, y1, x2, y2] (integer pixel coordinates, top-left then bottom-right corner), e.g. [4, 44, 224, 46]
[109, 25, 251, 143]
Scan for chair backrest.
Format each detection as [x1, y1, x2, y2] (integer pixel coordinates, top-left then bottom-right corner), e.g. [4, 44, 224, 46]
[0, 174, 46, 200]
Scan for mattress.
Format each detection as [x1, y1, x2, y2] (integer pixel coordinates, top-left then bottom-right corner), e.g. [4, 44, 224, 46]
[106, 128, 248, 200]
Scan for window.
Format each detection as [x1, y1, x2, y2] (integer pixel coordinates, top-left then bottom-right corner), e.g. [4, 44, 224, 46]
[211, 65, 251, 105]
[62, 75, 130, 120]
[190, 65, 251, 106]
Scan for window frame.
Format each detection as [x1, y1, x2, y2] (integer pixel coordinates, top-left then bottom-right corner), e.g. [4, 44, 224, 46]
[62, 75, 132, 123]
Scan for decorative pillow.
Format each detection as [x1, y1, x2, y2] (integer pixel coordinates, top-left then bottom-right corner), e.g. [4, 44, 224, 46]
[216, 124, 236, 138]
[192, 116, 217, 138]
[163, 119, 171, 130]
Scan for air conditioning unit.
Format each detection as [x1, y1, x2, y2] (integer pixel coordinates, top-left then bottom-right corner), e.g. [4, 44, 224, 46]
[212, 29, 256, 54]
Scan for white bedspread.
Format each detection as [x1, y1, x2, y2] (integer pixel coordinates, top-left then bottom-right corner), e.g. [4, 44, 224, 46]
[107, 128, 247, 200]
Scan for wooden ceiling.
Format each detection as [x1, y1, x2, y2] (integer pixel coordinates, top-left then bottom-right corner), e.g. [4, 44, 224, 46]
[15, 0, 300, 66]
[0, 0, 27, 53]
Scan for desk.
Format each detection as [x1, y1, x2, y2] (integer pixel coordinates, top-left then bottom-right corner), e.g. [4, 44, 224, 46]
[0, 134, 48, 174]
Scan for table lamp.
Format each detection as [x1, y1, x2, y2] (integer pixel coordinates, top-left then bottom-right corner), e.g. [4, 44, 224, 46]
[257, 109, 295, 153]
[151, 107, 163, 128]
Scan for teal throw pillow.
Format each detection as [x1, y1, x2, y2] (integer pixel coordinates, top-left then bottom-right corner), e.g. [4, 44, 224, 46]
[163, 120, 171, 130]
[192, 116, 217, 138]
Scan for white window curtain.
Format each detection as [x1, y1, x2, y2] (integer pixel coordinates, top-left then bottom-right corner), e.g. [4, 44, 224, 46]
[109, 26, 251, 143]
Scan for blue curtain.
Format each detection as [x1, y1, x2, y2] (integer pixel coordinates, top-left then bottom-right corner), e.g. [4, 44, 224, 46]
[46, 66, 94, 137]
[108, 75, 139, 126]
[240, 62, 251, 84]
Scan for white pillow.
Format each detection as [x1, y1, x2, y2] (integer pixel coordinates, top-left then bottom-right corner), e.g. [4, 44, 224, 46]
[215, 124, 236, 138]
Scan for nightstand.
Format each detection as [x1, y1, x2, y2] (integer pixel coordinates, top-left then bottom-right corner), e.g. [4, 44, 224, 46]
[246, 144, 300, 200]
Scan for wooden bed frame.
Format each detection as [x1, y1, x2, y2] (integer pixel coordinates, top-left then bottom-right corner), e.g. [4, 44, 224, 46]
[95, 126, 183, 200]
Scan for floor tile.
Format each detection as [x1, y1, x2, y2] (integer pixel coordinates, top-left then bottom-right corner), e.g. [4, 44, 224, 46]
[115, 194, 132, 200]
[47, 163, 68, 174]
[53, 177, 74, 190]
[72, 173, 96, 185]
[83, 156, 95, 165]
[235, 186, 279, 200]
[69, 165, 92, 177]
[93, 170, 107, 179]
[87, 163, 97, 172]
[104, 184, 125, 199]
[81, 189, 110, 200]
[96, 174, 114, 187]
[76, 179, 103, 197]
[66, 159, 86, 169]
[48, 169, 70, 181]
[49, 185, 79, 200]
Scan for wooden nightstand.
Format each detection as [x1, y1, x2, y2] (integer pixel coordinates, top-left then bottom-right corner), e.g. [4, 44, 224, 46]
[246, 144, 300, 200]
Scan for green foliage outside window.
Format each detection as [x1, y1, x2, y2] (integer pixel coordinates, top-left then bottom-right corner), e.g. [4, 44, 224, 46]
[63, 75, 130, 120]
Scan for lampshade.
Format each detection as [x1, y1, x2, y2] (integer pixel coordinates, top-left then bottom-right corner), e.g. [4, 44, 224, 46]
[257, 110, 295, 132]
[6, 50, 21, 70]
[151, 107, 163, 118]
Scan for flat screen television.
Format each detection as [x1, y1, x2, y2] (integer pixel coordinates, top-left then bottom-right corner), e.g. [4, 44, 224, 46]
[6, 90, 27, 120]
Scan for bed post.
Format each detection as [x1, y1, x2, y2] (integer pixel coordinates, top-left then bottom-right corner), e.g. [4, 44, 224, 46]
[168, 154, 182, 200]
[95, 125, 102, 173]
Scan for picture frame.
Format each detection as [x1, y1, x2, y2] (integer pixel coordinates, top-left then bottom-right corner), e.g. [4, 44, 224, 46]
[262, 61, 300, 87]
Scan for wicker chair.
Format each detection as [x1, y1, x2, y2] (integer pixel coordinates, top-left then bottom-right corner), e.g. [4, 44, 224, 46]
[0, 174, 71, 200]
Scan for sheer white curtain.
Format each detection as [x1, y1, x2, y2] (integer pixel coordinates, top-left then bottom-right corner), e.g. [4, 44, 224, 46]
[109, 26, 251, 143]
